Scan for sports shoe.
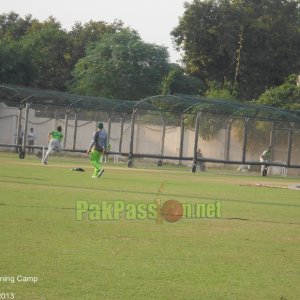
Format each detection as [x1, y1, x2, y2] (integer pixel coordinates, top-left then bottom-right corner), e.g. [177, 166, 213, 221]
[97, 169, 104, 177]
[42, 161, 47, 165]
[91, 175, 97, 179]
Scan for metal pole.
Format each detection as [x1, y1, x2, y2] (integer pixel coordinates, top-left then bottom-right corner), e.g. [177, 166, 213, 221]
[22, 102, 30, 153]
[72, 109, 78, 151]
[161, 119, 166, 156]
[178, 114, 185, 165]
[225, 118, 232, 161]
[63, 111, 69, 149]
[107, 112, 112, 147]
[128, 108, 137, 167]
[158, 114, 166, 166]
[242, 118, 249, 164]
[119, 114, 125, 153]
[192, 112, 201, 173]
[286, 123, 293, 167]
[269, 121, 275, 161]
[16, 105, 23, 152]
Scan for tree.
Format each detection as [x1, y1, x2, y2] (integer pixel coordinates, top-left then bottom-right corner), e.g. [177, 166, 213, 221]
[22, 17, 72, 90]
[68, 20, 125, 70]
[0, 12, 36, 40]
[257, 74, 300, 110]
[70, 30, 170, 100]
[0, 38, 35, 85]
[161, 64, 205, 95]
[171, 0, 300, 100]
[0, 12, 37, 85]
[0, 13, 128, 91]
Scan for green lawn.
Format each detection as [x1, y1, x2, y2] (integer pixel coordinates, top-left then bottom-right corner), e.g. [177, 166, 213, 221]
[0, 152, 299, 300]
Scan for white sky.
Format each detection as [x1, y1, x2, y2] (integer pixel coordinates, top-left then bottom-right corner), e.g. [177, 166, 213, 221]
[1, 0, 190, 63]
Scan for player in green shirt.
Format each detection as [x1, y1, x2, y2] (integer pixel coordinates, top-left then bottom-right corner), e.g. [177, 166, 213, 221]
[42, 126, 63, 165]
[87, 122, 107, 178]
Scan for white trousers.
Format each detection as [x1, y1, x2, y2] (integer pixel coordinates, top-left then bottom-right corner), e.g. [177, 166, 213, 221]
[43, 139, 62, 163]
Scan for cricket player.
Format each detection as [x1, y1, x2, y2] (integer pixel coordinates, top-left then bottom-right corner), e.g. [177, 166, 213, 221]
[260, 145, 272, 176]
[87, 122, 107, 178]
[42, 126, 63, 165]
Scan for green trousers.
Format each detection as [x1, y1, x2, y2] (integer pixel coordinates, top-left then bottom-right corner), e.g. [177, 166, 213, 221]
[90, 149, 103, 176]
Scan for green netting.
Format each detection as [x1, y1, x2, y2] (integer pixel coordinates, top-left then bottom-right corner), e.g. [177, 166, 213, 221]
[0, 84, 135, 113]
[134, 94, 300, 123]
[1, 84, 300, 123]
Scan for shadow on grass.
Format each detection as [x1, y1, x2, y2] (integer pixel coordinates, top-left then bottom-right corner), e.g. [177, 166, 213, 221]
[0, 202, 299, 225]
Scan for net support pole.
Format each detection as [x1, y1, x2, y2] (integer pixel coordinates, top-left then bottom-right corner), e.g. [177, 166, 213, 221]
[21, 102, 30, 153]
[128, 108, 137, 167]
[269, 121, 275, 161]
[179, 114, 185, 165]
[286, 123, 293, 168]
[225, 118, 232, 161]
[158, 114, 166, 166]
[119, 114, 125, 153]
[192, 112, 201, 173]
[242, 118, 249, 164]
[16, 105, 23, 152]
[161, 119, 166, 156]
[107, 111, 112, 147]
[63, 110, 69, 149]
[72, 109, 78, 151]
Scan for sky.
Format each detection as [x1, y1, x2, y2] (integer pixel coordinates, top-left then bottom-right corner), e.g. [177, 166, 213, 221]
[1, 0, 190, 63]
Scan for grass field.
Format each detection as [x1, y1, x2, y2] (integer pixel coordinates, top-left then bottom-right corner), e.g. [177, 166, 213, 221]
[0, 152, 299, 300]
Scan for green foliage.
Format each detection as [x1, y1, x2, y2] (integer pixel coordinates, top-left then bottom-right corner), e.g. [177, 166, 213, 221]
[161, 69, 177, 95]
[70, 30, 170, 100]
[1, 5, 299, 104]
[231, 119, 272, 150]
[257, 75, 300, 110]
[0, 11, 35, 40]
[0, 13, 72, 90]
[68, 20, 125, 70]
[0, 12, 37, 85]
[22, 17, 72, 90]
[0, 12, 143, 94]
[199, 114, 228, 141]
[184, 83, 237, 141]
[205, 81, 237, 100]
[0, 38, 35, 85]
[185, 111, 228, 141]
[161, 65, 205, 95]
[172, 0, 300, 100]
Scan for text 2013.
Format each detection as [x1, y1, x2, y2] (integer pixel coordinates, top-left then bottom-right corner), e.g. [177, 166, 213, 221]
[0, 293, 14, 299]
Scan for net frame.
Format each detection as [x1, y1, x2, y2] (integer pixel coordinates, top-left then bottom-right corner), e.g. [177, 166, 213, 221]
[1, 84, 299, 171]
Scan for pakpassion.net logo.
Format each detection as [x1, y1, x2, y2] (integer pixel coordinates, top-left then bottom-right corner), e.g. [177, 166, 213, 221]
[75, 199, 221, 223]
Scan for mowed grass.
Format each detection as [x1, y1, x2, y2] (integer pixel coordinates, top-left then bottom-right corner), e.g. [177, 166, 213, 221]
[0, 152, 299, 300]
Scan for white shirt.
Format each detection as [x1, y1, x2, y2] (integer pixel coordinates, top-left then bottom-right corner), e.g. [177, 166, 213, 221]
[28, 132, 37, 142]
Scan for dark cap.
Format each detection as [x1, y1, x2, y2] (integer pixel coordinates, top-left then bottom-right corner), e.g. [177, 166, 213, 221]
[98, 122, 104, 129]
